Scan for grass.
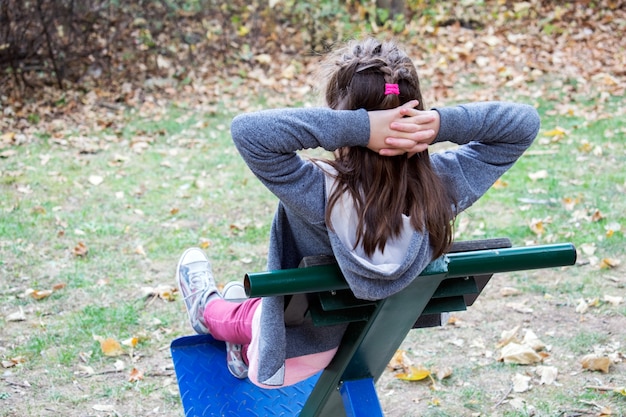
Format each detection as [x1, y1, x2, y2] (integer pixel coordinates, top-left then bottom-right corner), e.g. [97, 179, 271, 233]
[1, 86, 625, 416]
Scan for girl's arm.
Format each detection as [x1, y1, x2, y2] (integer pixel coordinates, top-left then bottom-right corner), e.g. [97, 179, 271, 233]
[230, 107, 371, 220]
[427, 101, 540, 212]
[231, 105, 433, 204]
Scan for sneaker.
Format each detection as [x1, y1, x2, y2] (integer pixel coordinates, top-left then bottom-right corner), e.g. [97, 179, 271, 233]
[176, 248, 218, 334]
[222, 281, 249, 379]
[222, 281, 247, 302]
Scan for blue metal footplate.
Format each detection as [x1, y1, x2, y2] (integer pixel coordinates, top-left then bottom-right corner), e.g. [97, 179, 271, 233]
[170, 334, 320, 417]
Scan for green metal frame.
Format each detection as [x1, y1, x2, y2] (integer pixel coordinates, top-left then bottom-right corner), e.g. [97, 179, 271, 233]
[243, 242, 577, 416]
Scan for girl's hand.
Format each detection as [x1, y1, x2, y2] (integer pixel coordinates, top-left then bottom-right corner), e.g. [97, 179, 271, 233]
[367, 100, 440, 156]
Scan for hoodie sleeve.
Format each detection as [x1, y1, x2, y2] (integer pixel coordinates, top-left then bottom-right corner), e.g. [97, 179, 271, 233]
[230, 107, 370, 220]
[430, 102, 540, 212]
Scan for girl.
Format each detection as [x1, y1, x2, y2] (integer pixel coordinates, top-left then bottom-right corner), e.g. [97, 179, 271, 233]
[176, 38, 540, 388]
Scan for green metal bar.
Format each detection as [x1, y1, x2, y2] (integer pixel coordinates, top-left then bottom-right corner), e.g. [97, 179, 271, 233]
[446, 243, 576, 278]
[245, 244, 576, 298]
[244, 263, 347, 297]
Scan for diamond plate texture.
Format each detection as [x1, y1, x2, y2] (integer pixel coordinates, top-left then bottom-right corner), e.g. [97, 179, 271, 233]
[171, 335, 319, 417]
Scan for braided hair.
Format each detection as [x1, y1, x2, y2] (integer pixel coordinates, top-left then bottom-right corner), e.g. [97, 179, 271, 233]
[319, 38, 456, 259]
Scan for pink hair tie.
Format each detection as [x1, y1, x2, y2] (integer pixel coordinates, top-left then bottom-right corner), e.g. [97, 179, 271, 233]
[384, 83, 400, 95]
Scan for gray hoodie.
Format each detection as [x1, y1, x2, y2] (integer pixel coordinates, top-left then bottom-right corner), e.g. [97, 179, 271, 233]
[230, 102, 540, 386]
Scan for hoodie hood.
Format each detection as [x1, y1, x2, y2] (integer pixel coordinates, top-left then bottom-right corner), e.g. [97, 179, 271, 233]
[324, 168, 435, 300]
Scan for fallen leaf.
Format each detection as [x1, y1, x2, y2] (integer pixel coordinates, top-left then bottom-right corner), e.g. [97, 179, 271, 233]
[581, 354, 612, 373]
[129, 367, 144, 382]
[433, 366, 453, 380]
[122, 337, 139, 348]
[496, 325, 521, 348]
[76, 365, 95, 376]
[6, 307, 26, 322]
[73, 241, 88, 257]
[142, 284, 177, 302]
[493, 178, 508, 188]
[599, 258, 620, 269]
[512, 373, 532, 393]
[590, 209, 604, 222]
[529, 219, 545, 236]
[1, 356, 26, 368]
[605, 222, 621, 238]
[114, 360, 125, 371]
[543, 126, 567, 140]
[96, 337, 124, 357]
[499, 342, 543, 364]
[528, 170, 549, 181]
[536, 365, 558, 385]
[575, 298, 589, 314]
[387, 349, 409, 371]
[603, 295, 623, 306]
[88, 175, 104, 186]
[395, 366, 431, 381]
[580, 242, 597, 256]
[522, 330, 545, 352]
[92, 404, 116, 412]
[134, 245, 146, 256]
[500, 287, 521, 296]
[26, 289, 53, 300]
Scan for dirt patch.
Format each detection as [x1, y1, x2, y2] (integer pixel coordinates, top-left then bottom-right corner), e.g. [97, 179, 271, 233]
[378, 267, 626, 416]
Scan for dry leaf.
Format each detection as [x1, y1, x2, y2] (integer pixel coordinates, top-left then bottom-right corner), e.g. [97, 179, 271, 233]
[528, 170, 548, 181]
[590, 209, 604, 222]
[536, 365, 558, 385]
[88, 175, 104, 186]
[605, 222, 621, 238]
[395, 366, 431, 382]
[543, 127, 566, 136]
[95, 337, 124, 357]
[599, 258, 620, 269]
[581, 354, 612, 373]
[76, 365, 95, 376]
[529, 219, 545, 236]
[142, 284, 177, 302]
[493, 178, 508, 188]
[603, 295, 623, 306]
[129, 367, 144, 382]
[92, 404, 116, 412]
[575, 298, 589, 314]
[387, 349, 409, 371]
[122, 337, 139, 348]
[27, 289, 53, 300]
[522, 330, 545, 352]
[114, 360, 125, 371]
[496, 325, 521, 348]
[500, 287, 521, 297]
[512, 373, 532, 393]
[580, 243, 597, 256]
[499, 342, 543, 364]
[73, 241, 88, 257]
[433, 366, 453, 380]
[1, 356, 26, 368]
[6, 307, 26, 322]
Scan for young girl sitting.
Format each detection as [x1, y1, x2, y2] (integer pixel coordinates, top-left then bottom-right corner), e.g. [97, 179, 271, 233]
[176, 38, 540, 388]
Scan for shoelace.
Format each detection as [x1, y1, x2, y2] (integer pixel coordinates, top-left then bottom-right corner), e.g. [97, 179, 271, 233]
[183, 264, 211, 301]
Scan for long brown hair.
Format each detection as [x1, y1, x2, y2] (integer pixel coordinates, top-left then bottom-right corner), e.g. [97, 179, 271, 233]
[319, 38, 456, 259]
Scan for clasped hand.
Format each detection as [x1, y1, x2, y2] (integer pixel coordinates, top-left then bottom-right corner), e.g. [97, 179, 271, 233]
[367, 100, 440, 157]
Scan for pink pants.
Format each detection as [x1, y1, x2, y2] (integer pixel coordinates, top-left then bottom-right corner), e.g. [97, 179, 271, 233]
[203, 297, 261, 363]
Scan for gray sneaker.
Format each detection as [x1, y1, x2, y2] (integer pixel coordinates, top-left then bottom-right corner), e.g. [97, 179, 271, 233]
[222, 281, 249, 379]
[176, 248, 218, 334]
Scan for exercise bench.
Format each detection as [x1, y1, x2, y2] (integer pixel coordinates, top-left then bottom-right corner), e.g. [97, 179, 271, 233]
[170, 239, 577, 416]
